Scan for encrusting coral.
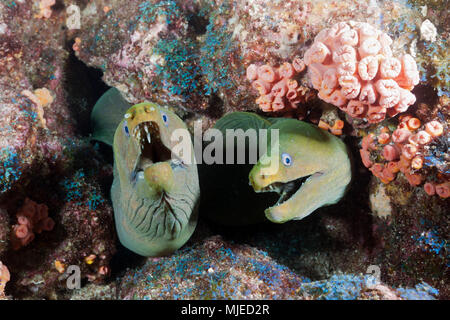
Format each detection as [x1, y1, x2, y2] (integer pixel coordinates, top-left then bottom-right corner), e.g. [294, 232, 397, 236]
[304, 21, 420, 124]
[10, 198, 55, 250]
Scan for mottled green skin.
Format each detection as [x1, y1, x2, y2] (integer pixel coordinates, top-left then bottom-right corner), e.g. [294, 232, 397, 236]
[215, 112, 351, 224]
[112, 103, 199, 256]
[250, 118, 352, 223]
[91, 89, 199, 256]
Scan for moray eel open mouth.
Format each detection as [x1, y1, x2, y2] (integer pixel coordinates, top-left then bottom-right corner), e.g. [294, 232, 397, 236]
[130, 121, 173, 185]
[257, 175, 311, 207]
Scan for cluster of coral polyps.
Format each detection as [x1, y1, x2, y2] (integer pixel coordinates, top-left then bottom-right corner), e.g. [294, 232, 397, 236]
[0, 261, 9, 297]
[246, 58, 308, 114]
[36, 0, 56, 19]
[10, 198, 55, 250]
[304, 21, 420, 123]
[360, 116, 449, 198]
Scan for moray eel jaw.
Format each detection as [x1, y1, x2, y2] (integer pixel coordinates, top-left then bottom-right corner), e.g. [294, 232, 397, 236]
[249, 165, 323, 223]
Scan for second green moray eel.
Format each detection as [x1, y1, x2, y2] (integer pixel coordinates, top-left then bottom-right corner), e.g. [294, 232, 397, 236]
[214, 112, 352, 223]
[91, 88, 200, 256]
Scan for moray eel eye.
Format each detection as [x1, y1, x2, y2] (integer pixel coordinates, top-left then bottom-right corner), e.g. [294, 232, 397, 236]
[281, 153, 292, 167]
[161, 112, 169, 126]
[123, 121, 130, 137]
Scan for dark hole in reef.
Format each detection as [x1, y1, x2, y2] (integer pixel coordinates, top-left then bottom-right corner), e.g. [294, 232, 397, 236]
[187, 13, 209, 35]
[51, 0, 66, 12]
[109, 242, 147, 279]
[205, 93, 225, 119]
[199, 134, 377, 281]
[63, 41, 110, 137]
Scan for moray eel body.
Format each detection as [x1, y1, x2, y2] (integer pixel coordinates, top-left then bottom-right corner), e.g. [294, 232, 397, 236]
[215, 112, 351, 224]
[92, 89, 199, 256]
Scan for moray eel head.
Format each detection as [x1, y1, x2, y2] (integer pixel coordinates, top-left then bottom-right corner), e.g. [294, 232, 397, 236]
[112, 102, 199, 256]
[249, 119, 351, 223]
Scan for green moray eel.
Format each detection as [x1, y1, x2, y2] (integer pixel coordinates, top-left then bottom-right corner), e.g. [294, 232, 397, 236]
[91, 88, 200, 256]
[215, 112, 351, 224]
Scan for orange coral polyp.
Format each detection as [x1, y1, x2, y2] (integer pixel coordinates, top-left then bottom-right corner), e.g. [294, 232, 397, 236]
[287, 79, 298, 90]
[258, 65, 278, 83]
[333, 45, 356, 63]
[392, 129, 411, 143]
[15, 224, 29, 239]
[375, 79, 400, 97]
[367, 105, 386, 123]
[379, 57, 402, 79]
[379, 93, 400, 109]
[386, 161, 399, 173]
[246, 64, 259, 81]
[415, 130, 432, 144]
[411, 156, 423, 170]
[332, 120, 345, 130]
[358, 56, 379, 81]
[425, 121, 444, 137]
[359, 38, 381, 58]
[360, 149, 373, 168]
[329, 90, 347, 107]
[435, 183, 450, 198]
[382, 145, 399, 161]
[396, 54, 420, 88]
[407, 118, 421, 130]
[306, 42, 331, 64]
[292, 57, 306, 73]
[402, 144, 417, 160]
[405, 172, 423, 186]
[339, 29, 359, 46]
[278, 63, 295, 79]
[378, 132, 390, 144]
[271, 80, 288, 97]
[423, 182, 436, 196]
[272, 96, 286, 111]
[339, 75, 361, 99]
[359, 83, 378, 105]
[252, 79, 271, 95]
[362, 133, 376, 151]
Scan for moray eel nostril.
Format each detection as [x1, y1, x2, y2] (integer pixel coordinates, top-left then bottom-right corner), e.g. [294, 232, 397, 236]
[91, 88, 200, 256]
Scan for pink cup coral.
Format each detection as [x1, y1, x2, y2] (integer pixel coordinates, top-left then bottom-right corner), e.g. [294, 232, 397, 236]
[10, 198, 55, 250]
[359, 115, 449, 198]
[304, 21, 420, 123]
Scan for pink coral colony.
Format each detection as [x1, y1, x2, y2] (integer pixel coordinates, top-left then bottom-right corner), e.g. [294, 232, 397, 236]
[247, 57, 307, 114]
[304, 21, 420, 123]
[10, 198, 55, 250]
[359, 116, 449, 198]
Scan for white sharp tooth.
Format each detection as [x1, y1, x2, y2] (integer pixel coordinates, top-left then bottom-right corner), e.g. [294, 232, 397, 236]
[147, 133, 151, 144]
[144, 126, 149, 134]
